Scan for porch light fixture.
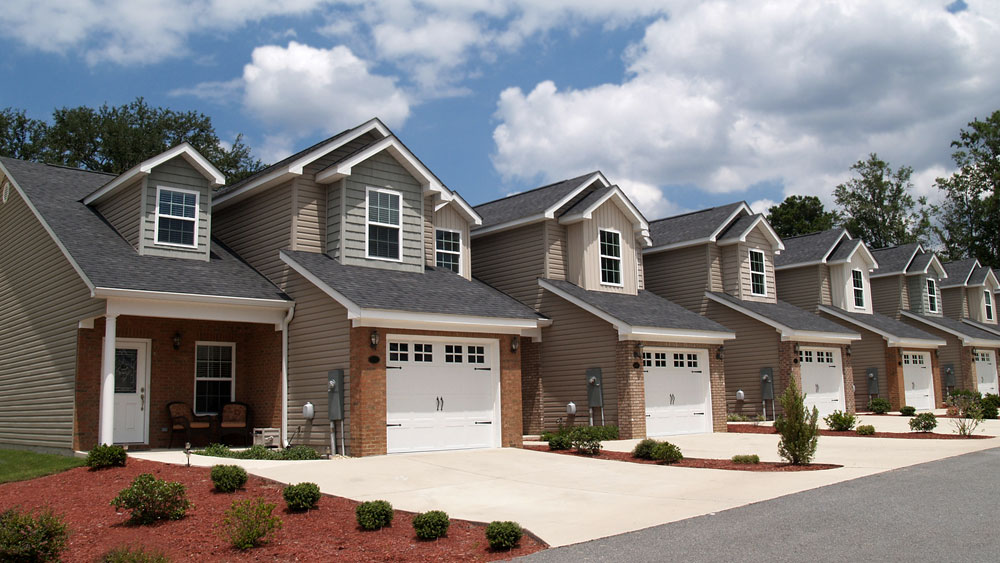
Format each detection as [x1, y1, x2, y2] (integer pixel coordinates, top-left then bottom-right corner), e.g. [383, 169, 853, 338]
[633, 341, 644, 358]
[935, 349, 940, 358]
[511, 336, 519, 353]
[172, 332, 182, 350]
[716, 346, 725, 360]
[370, 329, 379, 349]
[793, 343, 801, 354]
[845, 345, 852, 357]
[972, 348, 978, 356]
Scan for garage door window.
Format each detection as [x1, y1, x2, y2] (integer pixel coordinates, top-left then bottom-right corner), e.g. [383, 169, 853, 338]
[467, 345, 486, 364]
[798, 350, 813, 363]
[643, 352, 667, 367]
[817, 351, 834, 363]
[445, 345, 463, 363]
[976, 352, 992, 364]
[414, 343, 433, 362]
[389, 342, 409, 362]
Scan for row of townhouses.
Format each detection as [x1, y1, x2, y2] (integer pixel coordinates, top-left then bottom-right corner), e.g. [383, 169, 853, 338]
[2, 118, 999, 456]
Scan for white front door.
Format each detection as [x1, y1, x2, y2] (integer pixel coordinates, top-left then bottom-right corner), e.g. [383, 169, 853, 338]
[643, 348, 712, 436]
[975, 350, 998, 396]
[385, 337, 500, 454]
[113, 339, 149, 444]
[799, 347, 845, 419]
[902, 351, 934, 410]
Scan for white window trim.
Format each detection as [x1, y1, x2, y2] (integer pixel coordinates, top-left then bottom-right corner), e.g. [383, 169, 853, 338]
[599, 228, 624, 287]
[851, 268, 866, 309]
[365, 186, 403, 263]
[193, 341, 236, 416]
[748, 249, 768, 297]
[434, 227, 463, 275]
[927, 278, 938, 313]
[153, 185, 200, 249]
[986, 290, 994, 321]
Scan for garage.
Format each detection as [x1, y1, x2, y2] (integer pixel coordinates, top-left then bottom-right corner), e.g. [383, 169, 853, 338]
[902, 351, 935, 410]
[975, 350, 998, 396]
[798, 347, 845, 419]
[643, 348, 712, 436]
[385, 336, 500, 454]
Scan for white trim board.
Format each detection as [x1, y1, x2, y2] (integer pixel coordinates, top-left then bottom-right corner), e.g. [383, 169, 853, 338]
[84, 142, 224, 205]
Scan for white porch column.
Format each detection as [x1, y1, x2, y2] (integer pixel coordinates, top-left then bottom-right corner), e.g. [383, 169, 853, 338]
[98, 313, 118, 445]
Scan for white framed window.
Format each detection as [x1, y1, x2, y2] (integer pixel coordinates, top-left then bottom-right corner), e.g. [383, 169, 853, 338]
[986, 290, 994, 321]
[194, 342, 235, 415]
[389, 342, 409, 362]
[435, 229, 462, 273]
[414, 343, 433, 362]
[852, 269, 865, 308]
[444, 344, 463, 363]
[927, 279, 938, 313]
[155, 186, 198, 248]
[366, 187, 402, 261]
[467, 345, 486, 364]
[749, 249, 767, 296]
[599, 229, 622, 286]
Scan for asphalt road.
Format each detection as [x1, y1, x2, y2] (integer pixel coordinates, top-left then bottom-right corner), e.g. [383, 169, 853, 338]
[519, 447, 1000, 562]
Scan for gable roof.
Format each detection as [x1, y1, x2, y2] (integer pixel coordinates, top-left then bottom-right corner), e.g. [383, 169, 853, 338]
[706, 291, 860, 343]
[471, 171, 610, 235]
[556, 185, 650, 244]
[869, 243, 921, 277]
[941, 258, 980, 288]
[774, 228, 849, 269]
[817, 305, 945, 347]
[645, 201, 753, 253]
[83, 142, 225, 205]
[716, 214, 784, 251]
[901, 311, 1000, 346]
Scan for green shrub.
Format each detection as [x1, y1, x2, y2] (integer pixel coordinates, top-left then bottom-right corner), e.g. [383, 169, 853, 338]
[980, 394, 1000, 420]
[86, 444, 127, 469]
[590, 425, 619, 441]
[235, 445, 279, 461]
[412, 510, 450, 540]
[0, 507, 68, 562]
[868, 397, 891, 414]
[727, 413, 762, 422]
[100, 545, 171, 562]
[485, 521, 523, 550]
[650, 441, 683, 463]
[195, 443, 321, 461]
[210, 465, 247, 493]
[547, 434, 571, 451]
[355, 500, 394, 530]
[899, 406, 916, 416]
[110, 473, 191, 525]
[950, 394, 984, 436]
[219, 498, 282, 550]
[569, 426, 603, 455]
[283, 482, 321, 512]
[823, 410, 857, 431]
[200, 443, 233, 457]
[909, 412, 938, 432]
[731, 454, 760, 464]
[774, 379, 819, 465]
[280, 445, 321, 460]
[631, 438, 659, 460]
[856, 424, 876, 436]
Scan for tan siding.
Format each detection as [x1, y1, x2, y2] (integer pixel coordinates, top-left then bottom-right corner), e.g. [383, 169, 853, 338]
[545, 221, 567, 280]
[942, 287, 967, 320]
[472, 223, 545, 309]
[566, 222, 585, 287]
[570, 201, 639, 293]
[0, 183, 105, 450]
[433, 204, 472, 280]
[871, 276, 903, 318]
[327, 179, 344, 259]
[824, 318, 888, 408]
[94, 178, 142, 249]
[737, 229, 777, 303]
[643, 246, 710, 314]
[775, 266, 822, 311]
[291, 177, 326, 254]
[819, 264, 832, 305]
[213, 181, 293, 288]
[722, 243, 740, 297]
[141, 157, 212, 260]
[706, 302, 781, 414]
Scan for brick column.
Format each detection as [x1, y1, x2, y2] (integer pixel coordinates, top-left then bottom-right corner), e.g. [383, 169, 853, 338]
[500, 335, 523, 448]
[930, 349, 944, 407]
[841, 344, 856, 414]
[961, 346, 976, 392]
[884, 347, 905, 410]
[776, 341, 803, 416]
[349, 327, 387, 457]
[520, 339, 544, 435]
[615, 340, 646, 439]
[708, 344, 727, 432]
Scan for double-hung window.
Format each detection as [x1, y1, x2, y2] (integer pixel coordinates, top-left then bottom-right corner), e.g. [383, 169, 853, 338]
[986, 290, 994, 321]
[599, 229, 622, 286]
[435, 229, 461, 273]
[367, 188, 401, 260]
[194, 343, 235, 415]
[749, 249, 767, 296]
[851, 269, 865, 308]
[927, 279, 938, 313]
[155, 187, 198, 247]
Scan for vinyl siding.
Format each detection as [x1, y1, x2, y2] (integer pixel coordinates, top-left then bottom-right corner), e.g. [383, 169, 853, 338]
[736, 229, 777, 303]
[706, 302, 781, 415]
[823, 317, 888, 409]
[141, 156, 212, 261]
[942, 287, 968, 320]
[471, 222, 546, 310]
[775, 265, 823, 311]
[291, 178, 326, 254]
[567, 200, 639, 294]
[433, 204, 472, 280]
[545, 221, 567, 280]
[212, 181, 293, 288]
[871, 276, 904, 318]
[908, 274, 943, 317]
[0, 182, 105, 450]
[721, 243, 740, 297]
[829, 257, 874, 313]
[707, 244, 723, 292]
[423, 196, 434, 267]
[819, 264, 832, 305]
[643, 245, 711, 314]
[94, 177, 142, 249]
[328, 179, 344, 259]
[967, 288, 993, 324]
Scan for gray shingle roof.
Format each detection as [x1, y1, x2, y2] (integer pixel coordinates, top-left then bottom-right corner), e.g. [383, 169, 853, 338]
[820, 306, 942, 342]
[905, 313, 1000, 343]
[870, 243, 921, 276]
[648, 202, 748, 248]
[775, 229, 845, 268]
[2, 157, 288, 301]
[968, 265, 990, 286]
[472, 172, 598, 229]
[559, 184, 614, 218]
[963, 318, 1000, 338]
[282, 250, 542, 319]
[827, 238, 861, 262]
[908, 252, 934, 274]
[942, 258, 979, 287]
[716, 214, 759, 243]
[708, 292, 858, 335]
[541, 279, 732, 333]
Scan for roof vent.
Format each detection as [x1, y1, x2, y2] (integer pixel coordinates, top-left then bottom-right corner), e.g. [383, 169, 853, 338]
[1, 180, 9, 204]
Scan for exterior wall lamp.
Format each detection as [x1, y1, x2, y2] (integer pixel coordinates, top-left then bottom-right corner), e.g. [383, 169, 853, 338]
[370, 329, 379, 349]
[634, 341, 644, 358]
[511, 336, 519, 353]
[845, 345, 852, 357]
[172, 331, 182, 350]
[716, 346, 725, 360]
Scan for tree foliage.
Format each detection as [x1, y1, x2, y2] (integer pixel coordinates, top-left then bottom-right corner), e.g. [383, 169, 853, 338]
[766, 195, 840, 238]
[0, 98, 265, 183]
[833, 153, 931, 249]
[773, 378, 819, 465]
[935, 110, 1000, 267]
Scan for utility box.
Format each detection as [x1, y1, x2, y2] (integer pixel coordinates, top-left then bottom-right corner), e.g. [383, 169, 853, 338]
[866, 368, 879, 395]
[253, 428, 280, 448]
[328, 369, 345, 421]
[586, 367, 603, 408]
[760, 368, 774, 400]
[943, 365, 956, 388]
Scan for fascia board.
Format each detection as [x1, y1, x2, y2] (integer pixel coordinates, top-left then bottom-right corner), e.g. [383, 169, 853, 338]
[104, 296, 289, 327]
[623, 327, 735, 344]
[84, 143, 224, 205]
[962, 318, 1000, 339]
[779, 330, 861, 343]
[822, 230, 851, 263]
[927, 254, 948, 278]
[642, 237, 713, 255]
[352, 311, 540, 334]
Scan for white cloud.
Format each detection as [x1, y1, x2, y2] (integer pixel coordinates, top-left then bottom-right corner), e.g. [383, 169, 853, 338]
[749, 199, 777, 216]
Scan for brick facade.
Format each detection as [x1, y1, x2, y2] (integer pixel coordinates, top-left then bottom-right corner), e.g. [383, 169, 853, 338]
[884, 347, 905, 410]
[74, 316, 282, 450]
[520, 339, 543, 434]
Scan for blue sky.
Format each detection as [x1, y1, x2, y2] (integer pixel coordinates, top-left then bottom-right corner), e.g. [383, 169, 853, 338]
[1, 1, 997, 219]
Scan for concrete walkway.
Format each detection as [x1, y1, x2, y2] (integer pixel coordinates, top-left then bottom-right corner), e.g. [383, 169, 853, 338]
[131, 412, 1000, 548]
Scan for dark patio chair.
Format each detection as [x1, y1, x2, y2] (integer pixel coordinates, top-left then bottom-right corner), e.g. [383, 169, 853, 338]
[219, 402, 253, 446]
[167, 402, 214, 448]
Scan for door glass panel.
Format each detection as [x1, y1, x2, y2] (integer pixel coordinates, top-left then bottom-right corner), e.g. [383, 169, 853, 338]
[115, 349, 138, 393]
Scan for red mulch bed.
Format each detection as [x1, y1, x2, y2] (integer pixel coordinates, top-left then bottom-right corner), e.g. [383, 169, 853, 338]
[727, 423, 993, 439]
[523, 445, 840, 471]
[0, 458, 545, 562]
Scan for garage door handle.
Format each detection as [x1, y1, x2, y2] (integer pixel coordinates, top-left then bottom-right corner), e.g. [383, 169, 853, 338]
[387, 366, 402, 370]
[474, 367, 491, 371]
[694, 412, 705, 416]
[387, 423, 402, 427]
[474, 421, 492, 425]
[691, 370, 702, 374]
[832, 399, 839, 402]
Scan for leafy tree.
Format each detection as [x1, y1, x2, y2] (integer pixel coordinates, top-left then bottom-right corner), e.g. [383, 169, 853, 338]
[833, 153, 931, 249]
[774, 378, 819, 465]
[766, 195, 840, 238]
[0, 108, 49, 161]
[935, 110, 1000, 267]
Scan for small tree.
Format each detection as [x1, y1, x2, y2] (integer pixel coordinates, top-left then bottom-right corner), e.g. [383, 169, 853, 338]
[774, 379, 819, 465]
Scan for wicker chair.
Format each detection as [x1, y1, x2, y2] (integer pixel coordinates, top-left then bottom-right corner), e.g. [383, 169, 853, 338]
[219, 402, 253, 446]
[167, 402, 214, 448]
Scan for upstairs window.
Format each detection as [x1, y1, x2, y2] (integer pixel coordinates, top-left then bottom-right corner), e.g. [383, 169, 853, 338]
[927, 279, 938, 312]
[155, 187, 198, 247]
[749, 249, 767, 296]
[367, 188, 401, 260]
[852, 269, 865, 308]
[986, 290, 994, 321]
[599, 229, 622, 286]
[435, 229, 461, 273]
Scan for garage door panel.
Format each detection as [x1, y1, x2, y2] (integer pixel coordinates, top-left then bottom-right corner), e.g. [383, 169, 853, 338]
[975, 350, 997, 396]
[643, 349, 712, 436]
[800, 347, 845, 419]
[902, 351, 934, 411]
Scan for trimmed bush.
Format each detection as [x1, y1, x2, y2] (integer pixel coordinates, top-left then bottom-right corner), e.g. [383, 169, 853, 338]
[569, 426, 603, 455]
[283, 482, 321, 512]
[485, 521, 523, 550]
[774, 379, 819, 465]
[110, 473, 190, 525]
[86, 444, 127, 470]
[868, 397, 891, 414]
[650, 441, 683, 464]
[631, 438, 659, 460]
[856, 424, 876, 436]
[547, 434, 571, 451]
[980, 394, 1000, 420]
[590, 425, 619, 441]
[234, 445, 279, 461]
[823, 410, 857, 431]
[356, 500, 394, 530]
[731, 454, 760, 464]
[201, 443, 233, 458]
[196, 444, 322, 461]
[412, 510, 450, 540]
[909, 412, 938, 432]
[899, 406, 916, 416]
[100, 545, 171, 562]
[219, 498, 282, 550]
[211, 465, 248, 493]
[280, 445, 322, 460]
[0, 507, 68, 562]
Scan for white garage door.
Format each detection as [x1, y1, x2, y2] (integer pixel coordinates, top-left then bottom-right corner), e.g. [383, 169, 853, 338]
[385, 337, 500, 454]
[643, 348, 712, 436]
[975, 350, 998, 396]
[799, 347, 845, 419]
[902, 351, 934, 411]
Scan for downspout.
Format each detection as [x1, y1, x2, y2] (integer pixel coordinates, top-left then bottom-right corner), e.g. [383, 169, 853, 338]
[281, 304, 295, 447]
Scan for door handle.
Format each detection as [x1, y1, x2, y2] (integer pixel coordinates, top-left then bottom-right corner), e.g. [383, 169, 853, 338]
[436, 397, 441, 411]
[815, 384, 820, 392]
[669, 393, 675, 405]
[387, 423, 402, 427]
[441, 397, 445, 411]
[140, 387, 145, 411]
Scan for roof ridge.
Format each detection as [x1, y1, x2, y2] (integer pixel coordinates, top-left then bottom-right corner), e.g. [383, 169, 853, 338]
[474, 171, 599, 209]
[649, 201, 745, 224]
[780, 227, 842, 241]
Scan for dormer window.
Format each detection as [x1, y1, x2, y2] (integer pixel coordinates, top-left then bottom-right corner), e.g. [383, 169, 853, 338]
[927, 279, 938, 313]
[749, 249, 767, 296]
[435, 229, 461, 273]
[599, 229, 622, 286]
[367, 187, 401, 261]
[852, 269, 865, 308]
[986, 290, 994, 321]
[155, 187, 198, 247]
